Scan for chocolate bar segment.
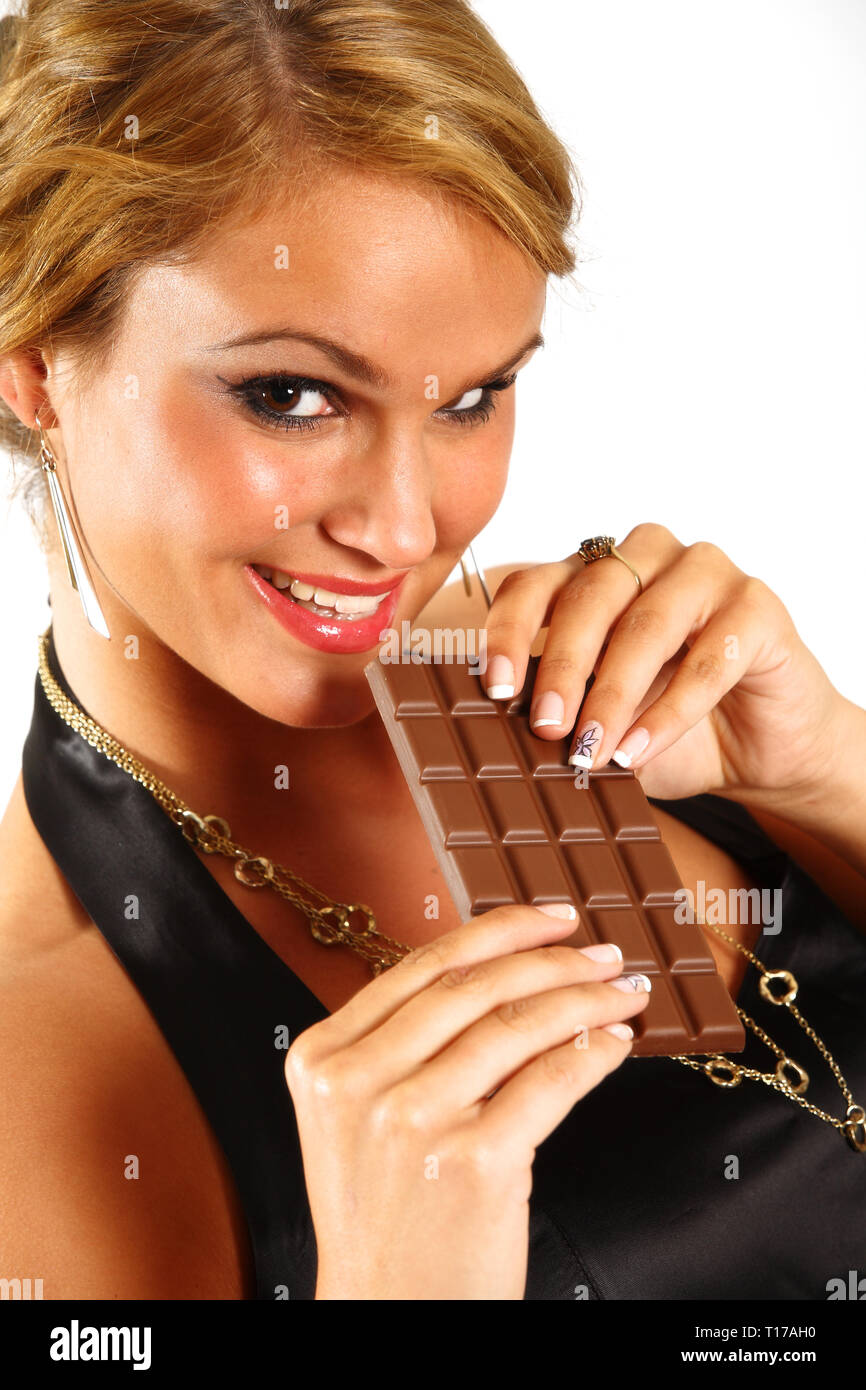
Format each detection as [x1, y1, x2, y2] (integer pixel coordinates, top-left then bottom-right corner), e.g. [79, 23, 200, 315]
[365, 651, 745, 1059]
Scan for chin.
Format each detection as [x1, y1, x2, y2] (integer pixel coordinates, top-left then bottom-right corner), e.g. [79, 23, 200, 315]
[234, 664, 379, 731]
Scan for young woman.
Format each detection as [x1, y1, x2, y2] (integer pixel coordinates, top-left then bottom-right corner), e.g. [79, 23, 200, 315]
[0, 0, 863, 1301]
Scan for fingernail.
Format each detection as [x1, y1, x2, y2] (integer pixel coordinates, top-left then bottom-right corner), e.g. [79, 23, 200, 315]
[610, 972, 652, 993]
[612, 727, 650, 768]
[485, 654, 515, 699]
[536, 902, 577, 919]
[569, 721, 603, 768]
[578, 942, 622, 963]
[531, 690, 565, 728]
[603, 1022, 634, 1041]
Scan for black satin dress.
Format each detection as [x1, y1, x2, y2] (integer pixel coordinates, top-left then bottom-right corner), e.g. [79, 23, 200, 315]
[20, 627, 866, 1300]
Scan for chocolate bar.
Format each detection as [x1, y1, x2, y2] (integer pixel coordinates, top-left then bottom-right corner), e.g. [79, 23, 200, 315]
[364, 651, 745, 1058]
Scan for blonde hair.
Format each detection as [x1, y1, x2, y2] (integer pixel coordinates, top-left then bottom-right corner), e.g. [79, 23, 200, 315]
[0, 0, 582, 548]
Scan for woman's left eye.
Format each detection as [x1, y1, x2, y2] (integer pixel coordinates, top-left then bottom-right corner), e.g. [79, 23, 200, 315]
[436, 376, 516, 426]
[223, 371, 516, 433]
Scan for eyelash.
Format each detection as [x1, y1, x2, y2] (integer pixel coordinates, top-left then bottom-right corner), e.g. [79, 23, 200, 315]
[223, 372, 517, 433]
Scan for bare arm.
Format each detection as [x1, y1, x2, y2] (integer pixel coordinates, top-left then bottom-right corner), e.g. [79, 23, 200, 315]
[0, 946, 249, 1299]
[738, 696, 866, 879]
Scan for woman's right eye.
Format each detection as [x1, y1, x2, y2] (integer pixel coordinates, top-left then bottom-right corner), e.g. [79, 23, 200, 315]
[225, 374, 342, 433]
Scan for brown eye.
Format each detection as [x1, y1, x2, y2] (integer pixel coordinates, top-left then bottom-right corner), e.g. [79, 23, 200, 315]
[258, 381, 301, 412]
[228, 374, 341, 432]
[257, 381, 333, 418]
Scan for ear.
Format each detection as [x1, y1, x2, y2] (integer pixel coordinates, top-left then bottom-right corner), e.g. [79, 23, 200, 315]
[0, 348, 57, 429]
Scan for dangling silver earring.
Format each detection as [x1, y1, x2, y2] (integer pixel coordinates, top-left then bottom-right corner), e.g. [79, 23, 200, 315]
[459, 543, 492, 610]
[35, 409, 110, 640]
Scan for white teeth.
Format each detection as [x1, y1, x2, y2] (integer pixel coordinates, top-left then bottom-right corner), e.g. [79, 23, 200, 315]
[289, 579, 315, 600]
[253, 564, 393, 619]
[334, 593, 378, 614]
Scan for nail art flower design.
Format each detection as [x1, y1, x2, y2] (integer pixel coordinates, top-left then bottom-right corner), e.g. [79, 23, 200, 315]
[572, 724, 600, 760]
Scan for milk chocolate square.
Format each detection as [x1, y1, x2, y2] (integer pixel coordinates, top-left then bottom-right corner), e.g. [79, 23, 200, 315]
[364, 652, 745, 1058]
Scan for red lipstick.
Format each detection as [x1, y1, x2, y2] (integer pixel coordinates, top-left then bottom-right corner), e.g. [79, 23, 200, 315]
[244, 564, 407, 655]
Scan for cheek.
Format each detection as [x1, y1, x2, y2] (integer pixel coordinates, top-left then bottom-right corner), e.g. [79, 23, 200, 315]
[433, 411, 514, 548]
[78, 392, 302, 587]
[135, 383, 358, 559]
[138, 392, 283, 554]
[77, 436, 227, 590]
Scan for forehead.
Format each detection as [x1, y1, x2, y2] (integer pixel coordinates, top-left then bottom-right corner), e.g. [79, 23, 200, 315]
[123, 165, 546, 365]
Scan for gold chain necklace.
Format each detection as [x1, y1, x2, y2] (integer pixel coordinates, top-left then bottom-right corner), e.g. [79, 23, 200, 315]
[671, 924, 865, 1150]
[35, 629, 866, 1153]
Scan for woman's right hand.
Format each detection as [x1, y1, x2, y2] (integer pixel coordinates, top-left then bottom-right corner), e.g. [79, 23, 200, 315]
[284, 904, 650, 1300]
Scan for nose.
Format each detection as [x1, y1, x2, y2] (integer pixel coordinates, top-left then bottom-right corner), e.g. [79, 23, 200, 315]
[318, 427, 439, 572]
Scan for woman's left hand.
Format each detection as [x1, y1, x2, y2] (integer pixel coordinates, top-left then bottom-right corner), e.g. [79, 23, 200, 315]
[481, 523, 852, 813]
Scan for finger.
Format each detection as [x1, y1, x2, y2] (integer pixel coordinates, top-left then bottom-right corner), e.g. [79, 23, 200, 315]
[566, 545, 741, 768]
[480, 560, 579, 699]
[526, 527, 684, 742]
[335, 938, 635, 1091]
[470, 1027, 634, 1157]
[405, 973, 651, 1112]
[294, 902, 582, 1059]
[608, 600, 769, 770]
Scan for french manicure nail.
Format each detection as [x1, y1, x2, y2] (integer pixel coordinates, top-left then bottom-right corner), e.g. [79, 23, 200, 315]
[531, 690, 565, 728]
[603, 1022, 634, 1041]
[610, 973, 652, 993]
[612, 727, 650, 768]
[569, 721, 603, 768]
[485, 654, 515, 699]
[578, 942, 622, 963]
[536, 902, 577, 919]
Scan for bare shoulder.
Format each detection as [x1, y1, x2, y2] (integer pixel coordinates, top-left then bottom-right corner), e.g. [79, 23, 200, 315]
[0, 776, 251, 1299]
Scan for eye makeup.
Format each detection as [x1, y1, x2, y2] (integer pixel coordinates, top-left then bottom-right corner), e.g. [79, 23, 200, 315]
[216, 370, 518, 433]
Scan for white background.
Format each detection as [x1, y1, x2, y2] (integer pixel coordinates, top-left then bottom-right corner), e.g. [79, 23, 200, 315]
[2, 0, 865, 809]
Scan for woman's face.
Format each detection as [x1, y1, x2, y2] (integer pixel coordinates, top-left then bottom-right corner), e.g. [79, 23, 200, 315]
[43, 165, 546, 727]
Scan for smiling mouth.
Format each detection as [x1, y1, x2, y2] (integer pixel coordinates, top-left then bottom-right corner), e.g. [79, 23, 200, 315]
[250, 563, 394, 622]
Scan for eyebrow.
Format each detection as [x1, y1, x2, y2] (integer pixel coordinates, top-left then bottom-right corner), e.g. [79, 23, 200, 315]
[200, 326, 544, 395]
